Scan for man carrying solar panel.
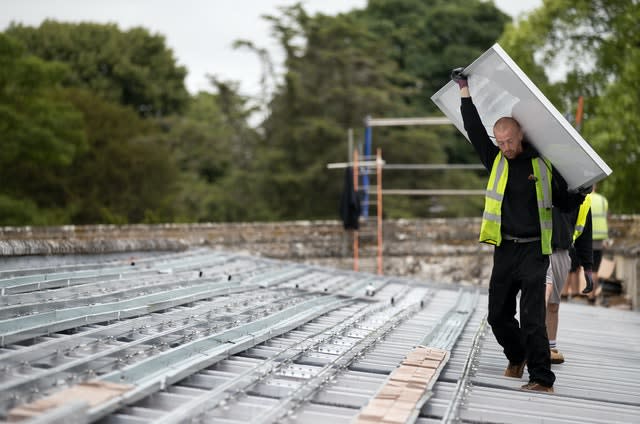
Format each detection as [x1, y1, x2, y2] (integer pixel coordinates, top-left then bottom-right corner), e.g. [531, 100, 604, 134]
[451, 68, 587, 393]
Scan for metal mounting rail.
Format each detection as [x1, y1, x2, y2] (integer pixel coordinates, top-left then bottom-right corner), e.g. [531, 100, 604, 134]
[0, 280, 252, 346]
[86, 295, 356, 422]
[419, 289, 479, 350]
[1, 274, 239, 319]
[0, 262, 306, 345]
[248, 289, 429, 424]
[0, 251, 234, 290]
[0, 255, 259, 297]
[0, 249, 211, 280]
[0, 257, 284, 318]
[346, 289, 479, 424]
[371, 289, 478, 424]
[0, 289, 289, 367]
[154, 288, 416, 423]
[441, 315, 488, 423]
[0, 291, 314, 413]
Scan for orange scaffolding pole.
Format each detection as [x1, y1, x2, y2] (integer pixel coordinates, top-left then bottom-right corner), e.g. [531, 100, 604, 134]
[353, 150, 359, 272]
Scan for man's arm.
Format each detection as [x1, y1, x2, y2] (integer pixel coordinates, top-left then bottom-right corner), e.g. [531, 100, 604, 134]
[575, 210, 594, 271]
[452, 68, 499, 170]
[551, 167, 586, 212]
[577, 210, 595, 293]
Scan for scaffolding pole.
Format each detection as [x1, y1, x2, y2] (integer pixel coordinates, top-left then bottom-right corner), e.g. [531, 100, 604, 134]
[376, 148, 383, 275]
[353, 150, 359, 273]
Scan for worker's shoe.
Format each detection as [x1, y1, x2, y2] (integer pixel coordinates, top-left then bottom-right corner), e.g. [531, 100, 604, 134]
[504, 361, 526, 378]
[521, 382, 554, 393]
[550, 348, 565, 364]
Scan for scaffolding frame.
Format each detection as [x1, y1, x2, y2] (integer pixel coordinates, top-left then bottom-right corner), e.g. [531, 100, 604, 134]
[328, 115, 486, 275]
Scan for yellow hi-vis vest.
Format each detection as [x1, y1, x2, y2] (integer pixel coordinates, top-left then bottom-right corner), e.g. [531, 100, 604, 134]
[479, 153, 553, 254]
[591, 192, 609, 240]
[573, 193, 592, 242]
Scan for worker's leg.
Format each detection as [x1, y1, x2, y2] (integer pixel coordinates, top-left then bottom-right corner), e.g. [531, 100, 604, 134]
[545, 261, 553, 305]
[545, 262, 556, 336]
[547, 250, 571, 364]
[546, 303, 560, 341]
[546, 250, 571, 340]
[545, 264, 561, 362]
[566, 247, 580, 297]
[590, 249, 603, 302]
[519, 243, 555, 387]
[487, 242, 525, 364]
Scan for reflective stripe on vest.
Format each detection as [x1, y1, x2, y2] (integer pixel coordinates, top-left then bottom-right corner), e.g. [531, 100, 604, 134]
[479, 153, 553, 254]
[573, 193, 592, 242]
[591, 192, 609, 240]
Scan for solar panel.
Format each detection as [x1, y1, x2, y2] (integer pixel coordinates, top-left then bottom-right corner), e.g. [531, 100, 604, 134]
[431, 43, 612, 191]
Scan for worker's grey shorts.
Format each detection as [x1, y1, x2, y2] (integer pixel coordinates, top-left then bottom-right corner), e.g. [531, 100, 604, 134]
[546, 249, 571, 304]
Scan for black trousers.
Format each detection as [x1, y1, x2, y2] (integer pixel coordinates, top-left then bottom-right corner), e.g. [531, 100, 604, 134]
[488, 240, 556, 387]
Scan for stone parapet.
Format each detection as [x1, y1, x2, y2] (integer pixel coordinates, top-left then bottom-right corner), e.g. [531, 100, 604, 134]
[0, 217, 638, 309]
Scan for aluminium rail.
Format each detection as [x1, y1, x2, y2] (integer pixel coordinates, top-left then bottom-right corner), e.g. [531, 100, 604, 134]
[154, 285, 422, 423]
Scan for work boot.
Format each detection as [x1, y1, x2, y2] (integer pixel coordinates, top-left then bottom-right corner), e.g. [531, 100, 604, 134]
[521, 382, 554, 393]
[550, 348, 565, 364]
[504, 361, 526, 378]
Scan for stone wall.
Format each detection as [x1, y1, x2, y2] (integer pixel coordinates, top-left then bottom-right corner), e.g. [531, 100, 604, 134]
[1, 217, 639, 307]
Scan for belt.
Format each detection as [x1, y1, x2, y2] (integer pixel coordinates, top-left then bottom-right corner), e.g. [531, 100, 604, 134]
[503, 234, 540, 243]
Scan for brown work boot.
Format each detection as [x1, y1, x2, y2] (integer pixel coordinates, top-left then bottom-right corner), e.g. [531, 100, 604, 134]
[521, 382, 554, 393]
[504, 361, 526, 378]
[550, 348, 565, 364]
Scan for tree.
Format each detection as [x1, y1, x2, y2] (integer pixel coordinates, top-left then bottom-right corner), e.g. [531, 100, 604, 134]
[254, 1, 505, 220]
[63, 89, 180, 224]
[499, 0, 640, 212]
[156, 80, 267, 222]
[6, 21, 189, 117]
[365, 0, 511, 113]
[258, 4, 412, 219]
[586, 53, 640, 213]
[0, 33, 86, 224]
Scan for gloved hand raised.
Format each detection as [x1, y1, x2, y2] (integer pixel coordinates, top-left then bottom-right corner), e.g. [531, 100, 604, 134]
[451, 67, 468, 89]
[582, 269, 594, 294]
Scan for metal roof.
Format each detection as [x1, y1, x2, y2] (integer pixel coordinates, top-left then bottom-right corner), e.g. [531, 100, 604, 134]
[0, 249, 638, 423]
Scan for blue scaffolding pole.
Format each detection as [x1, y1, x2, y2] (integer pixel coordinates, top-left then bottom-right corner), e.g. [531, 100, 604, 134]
[362, 117, 372, 218]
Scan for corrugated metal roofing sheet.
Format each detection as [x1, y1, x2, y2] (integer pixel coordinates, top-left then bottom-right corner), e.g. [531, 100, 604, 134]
[0, 249, 638, 423]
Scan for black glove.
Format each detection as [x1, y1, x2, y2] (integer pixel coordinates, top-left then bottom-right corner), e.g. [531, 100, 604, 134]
[450, 67, 468, 89]
[577, 185, 593, 196]
[582, 269, 594, 294]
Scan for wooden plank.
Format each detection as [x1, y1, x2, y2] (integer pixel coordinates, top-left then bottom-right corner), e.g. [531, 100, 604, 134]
[7, 380, 132, 422]
[354, 346, 449, 424]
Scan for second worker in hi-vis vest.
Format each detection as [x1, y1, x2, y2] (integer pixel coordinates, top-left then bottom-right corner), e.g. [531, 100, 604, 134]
[451, 68, 586, 393]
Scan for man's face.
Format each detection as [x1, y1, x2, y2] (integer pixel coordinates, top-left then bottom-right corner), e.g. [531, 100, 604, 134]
[494, 124, 523, 159]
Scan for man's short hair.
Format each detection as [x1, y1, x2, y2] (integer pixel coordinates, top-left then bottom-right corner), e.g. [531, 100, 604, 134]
[494, 117, 521, 132]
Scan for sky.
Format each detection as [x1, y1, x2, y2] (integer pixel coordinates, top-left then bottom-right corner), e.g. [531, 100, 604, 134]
[2, 0, 542, 98]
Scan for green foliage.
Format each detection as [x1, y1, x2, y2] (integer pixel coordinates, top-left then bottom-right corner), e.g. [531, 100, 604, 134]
[62, 89, 180, 224]
[500, 0, 640, 212]
[259, 1, 504, 220]
[0, 33, 86, 224]
[6, 21, 189, 117]
[0, 1, 533, 225]
[587, 49, 640, 213]
[366, 0, 510, 112]
[157, 83, 267, 222]
[0, 33, 86, 168]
